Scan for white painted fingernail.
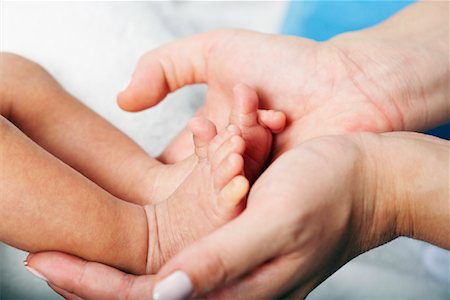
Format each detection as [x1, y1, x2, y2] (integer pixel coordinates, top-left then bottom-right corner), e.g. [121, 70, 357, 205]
[153, 271, 193, 300]
[25, 266, 48, 282]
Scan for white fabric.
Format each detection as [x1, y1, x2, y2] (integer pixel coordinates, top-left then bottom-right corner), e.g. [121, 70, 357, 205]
[1, 2, 447, 299]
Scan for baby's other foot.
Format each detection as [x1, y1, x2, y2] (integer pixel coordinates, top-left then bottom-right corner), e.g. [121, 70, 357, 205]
[230, 83, 286, 183]
[145, 118, 249, 273]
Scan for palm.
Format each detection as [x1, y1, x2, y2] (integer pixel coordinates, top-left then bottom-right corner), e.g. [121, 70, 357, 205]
[159, 30, 393, 161]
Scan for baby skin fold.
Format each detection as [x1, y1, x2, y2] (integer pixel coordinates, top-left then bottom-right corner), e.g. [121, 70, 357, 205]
[0, 53, 285, 274]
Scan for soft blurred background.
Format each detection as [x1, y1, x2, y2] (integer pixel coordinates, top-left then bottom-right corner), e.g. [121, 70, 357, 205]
[1, 1, 448, 299]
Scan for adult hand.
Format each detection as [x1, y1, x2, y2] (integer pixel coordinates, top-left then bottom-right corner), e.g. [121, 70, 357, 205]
[25, 252, 155, 300]
[27, 132, 449, 299]
[118, 2, 448, 162]
[26, 1, 449, 298]
[150, 132, 449, 299]
[27, 134, 373, 299]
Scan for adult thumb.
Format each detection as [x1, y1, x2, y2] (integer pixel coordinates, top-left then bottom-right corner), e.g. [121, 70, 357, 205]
[152, 209, 280, 300]
[117, 30, 231, 112]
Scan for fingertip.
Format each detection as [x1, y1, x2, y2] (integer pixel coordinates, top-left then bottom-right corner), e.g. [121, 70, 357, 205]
[153, 271, 194, 300]
[119, 33, 213, 114]
[116, 55, 172, 112]
[26, 252, 84, 276]
[24, 252, 83, 291]
[116, 90, 134, 111]
[152, 244, 224, 300]
[116, 84, 164, 112]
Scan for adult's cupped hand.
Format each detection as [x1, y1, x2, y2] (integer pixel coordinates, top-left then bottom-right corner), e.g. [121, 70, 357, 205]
[117, 28, 442, 162]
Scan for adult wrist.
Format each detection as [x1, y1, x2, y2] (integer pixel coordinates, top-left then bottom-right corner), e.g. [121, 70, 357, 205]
[390, 133, 449, 249]
[346, 133, 401, 252]
[357, 132, 450, 250]
[328, 2, 449, 132]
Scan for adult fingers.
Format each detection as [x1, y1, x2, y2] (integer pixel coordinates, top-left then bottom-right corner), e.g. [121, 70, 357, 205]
[152, 208, 282, 300]
[26, 252, 155, 300]
[117, 30, 234, 112]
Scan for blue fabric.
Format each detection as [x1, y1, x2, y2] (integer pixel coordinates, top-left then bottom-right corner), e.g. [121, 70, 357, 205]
[282, 1, 415, 41]
[281, 0, 449, 139]
[426, 123, 450, 140]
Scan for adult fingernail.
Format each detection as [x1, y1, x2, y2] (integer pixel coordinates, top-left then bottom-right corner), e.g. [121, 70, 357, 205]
[25, 266, 48, 282]
[153, 271, 193, 300]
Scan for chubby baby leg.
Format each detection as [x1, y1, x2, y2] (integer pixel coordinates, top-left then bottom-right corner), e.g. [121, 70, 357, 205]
[0, 52, 161, 206]
[0, 115, 148, 274]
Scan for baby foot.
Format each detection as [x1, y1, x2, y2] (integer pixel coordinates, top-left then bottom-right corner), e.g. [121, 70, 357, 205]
[145, 118, 249, 273]
[143, 84, 285, 203]
[230, 83, 286, 183]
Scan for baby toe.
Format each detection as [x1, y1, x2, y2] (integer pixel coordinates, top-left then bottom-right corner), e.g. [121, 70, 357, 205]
[189, 117, 217, 160]
[211, 135, 245, 171]
[208, 124, 241, 159]
[213, 152, 244, 191]
[217, 175, 249, 216]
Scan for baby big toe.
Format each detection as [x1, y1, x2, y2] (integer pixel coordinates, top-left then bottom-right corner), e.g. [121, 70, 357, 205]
[189, 117, 217, 160]
[218, 175, 249, 214]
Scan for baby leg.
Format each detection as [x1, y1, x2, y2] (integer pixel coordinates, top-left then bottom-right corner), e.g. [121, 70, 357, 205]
[0, 115, 148, 274]
[0, 52, 168, 205]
